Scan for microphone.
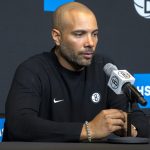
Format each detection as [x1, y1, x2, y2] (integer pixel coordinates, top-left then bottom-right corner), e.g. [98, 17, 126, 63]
[103, 63, 147, 106]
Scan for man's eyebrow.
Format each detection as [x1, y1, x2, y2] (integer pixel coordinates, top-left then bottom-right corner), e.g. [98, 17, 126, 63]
[72, 30, 86, 32]
[92, 29, 99, 33]
[72, 29, 99, 33]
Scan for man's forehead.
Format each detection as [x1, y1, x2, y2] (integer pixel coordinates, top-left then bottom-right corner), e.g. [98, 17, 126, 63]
[61, 11, 98, 32]
[63, 10, 96, 25]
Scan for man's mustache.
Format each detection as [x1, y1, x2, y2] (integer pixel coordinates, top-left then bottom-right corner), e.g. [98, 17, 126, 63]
[81, 49, 95, 54]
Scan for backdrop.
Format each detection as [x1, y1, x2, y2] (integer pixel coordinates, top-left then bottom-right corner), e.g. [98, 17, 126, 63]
[0, 0, 150, 114]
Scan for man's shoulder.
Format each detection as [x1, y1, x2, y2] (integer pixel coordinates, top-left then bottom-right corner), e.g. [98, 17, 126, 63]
[16, 52, 51, 73]
[22, 51, 50, 64]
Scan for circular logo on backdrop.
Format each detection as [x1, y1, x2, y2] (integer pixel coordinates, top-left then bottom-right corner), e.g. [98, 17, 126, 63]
[91, 93, 101, 103]
[134, 0, 150, 19]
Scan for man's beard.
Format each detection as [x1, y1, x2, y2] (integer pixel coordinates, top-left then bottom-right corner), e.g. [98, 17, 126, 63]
[59, 44, 94, 70]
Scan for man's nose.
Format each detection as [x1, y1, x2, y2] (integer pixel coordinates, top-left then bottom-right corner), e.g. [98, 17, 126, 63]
[84, 35, 94, 48]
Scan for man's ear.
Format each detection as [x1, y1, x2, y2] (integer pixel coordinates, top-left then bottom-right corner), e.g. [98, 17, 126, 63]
[51, 29, 61, 46]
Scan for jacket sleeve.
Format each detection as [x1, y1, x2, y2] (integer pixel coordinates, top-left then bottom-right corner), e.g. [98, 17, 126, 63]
[4, 63, 83, 142]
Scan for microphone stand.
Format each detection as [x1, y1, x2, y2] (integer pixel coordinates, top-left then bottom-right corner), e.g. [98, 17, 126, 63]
[107, 87, 149, 144]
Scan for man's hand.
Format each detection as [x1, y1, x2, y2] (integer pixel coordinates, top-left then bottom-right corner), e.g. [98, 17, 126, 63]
[80, 109, 137, 141]
[114, 112, 137, 137]
[89, 109, 126, 139]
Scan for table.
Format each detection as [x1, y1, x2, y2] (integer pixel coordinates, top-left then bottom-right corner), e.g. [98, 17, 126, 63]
[0, 141, 150, 150]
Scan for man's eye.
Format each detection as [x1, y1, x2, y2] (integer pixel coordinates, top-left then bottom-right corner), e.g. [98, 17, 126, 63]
[74, 33, 83, 37]
[73, 32, 85, 37]
[93, 32, 98, 37]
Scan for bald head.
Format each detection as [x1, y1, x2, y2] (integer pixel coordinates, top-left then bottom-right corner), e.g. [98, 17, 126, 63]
[52, 2, 96, 31]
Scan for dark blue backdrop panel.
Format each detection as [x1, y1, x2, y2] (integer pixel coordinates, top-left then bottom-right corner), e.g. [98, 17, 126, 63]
[0, 0, 150, 114]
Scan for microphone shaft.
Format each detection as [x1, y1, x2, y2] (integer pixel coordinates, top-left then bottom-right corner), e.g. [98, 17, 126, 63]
[122, 82, 147, 106]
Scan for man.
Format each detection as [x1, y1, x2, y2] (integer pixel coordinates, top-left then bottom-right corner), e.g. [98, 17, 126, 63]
[3, 2, 148, 142]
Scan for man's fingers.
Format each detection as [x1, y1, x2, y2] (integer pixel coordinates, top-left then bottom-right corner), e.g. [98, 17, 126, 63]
[109, 118, 125, 126]
[108, 125, 123, 133]
[105, 112, 126, 122]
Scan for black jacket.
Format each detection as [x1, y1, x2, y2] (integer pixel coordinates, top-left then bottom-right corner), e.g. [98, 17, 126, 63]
[3, 49, 149, 141]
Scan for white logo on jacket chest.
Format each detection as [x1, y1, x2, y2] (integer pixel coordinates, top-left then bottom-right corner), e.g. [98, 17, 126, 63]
[91, 93, 101, 103]
[53, 98, 64, 103]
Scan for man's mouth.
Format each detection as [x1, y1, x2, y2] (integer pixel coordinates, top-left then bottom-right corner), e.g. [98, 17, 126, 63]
[82, 52, 94, 59]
